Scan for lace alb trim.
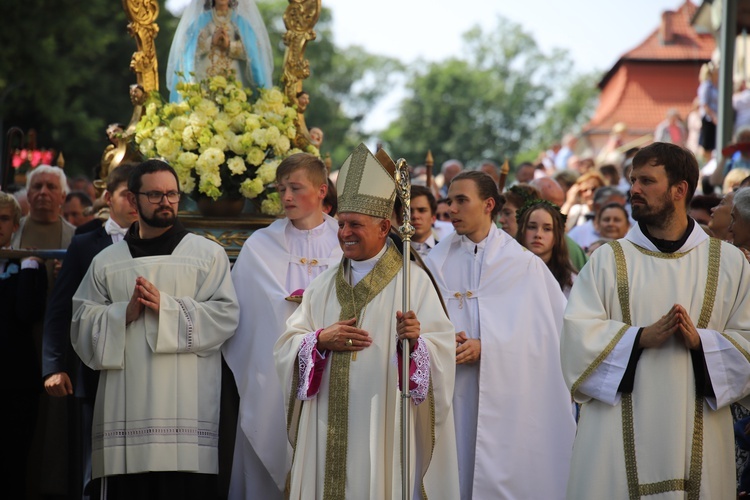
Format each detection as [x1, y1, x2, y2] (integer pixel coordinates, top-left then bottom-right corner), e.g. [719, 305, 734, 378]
[392, 337, 430, 405]
[410, 338, 430, 405]
[297, 330, 319, 400]
[176, 298, 194, 351]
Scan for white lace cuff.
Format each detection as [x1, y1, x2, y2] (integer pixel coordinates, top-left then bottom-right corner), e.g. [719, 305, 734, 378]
[410, 338, 430, 405]
[296, 330, 320, 400]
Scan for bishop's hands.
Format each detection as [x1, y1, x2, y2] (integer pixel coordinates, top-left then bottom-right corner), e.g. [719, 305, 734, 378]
[125, 276, 161, 326]
[317, 318, 372, 352]
[456, 331, 480, 364]
[396, 310, 421, 350]
[639, 304, 701, 350]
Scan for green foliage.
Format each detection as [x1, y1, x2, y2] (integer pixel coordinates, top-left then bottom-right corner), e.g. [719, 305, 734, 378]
[0, 2, 596, 181]
[257, 0, 403, 168]
[379, 17, 598, 171]
[0, 0, 178, 178]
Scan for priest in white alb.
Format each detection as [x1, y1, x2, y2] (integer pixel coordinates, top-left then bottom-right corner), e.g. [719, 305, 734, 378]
[424, 170, 575, 499]
[561, 142, 750, 499]
[222, 153, 341, 499]
[71, 160, 239, 498]
[274, 143, 459, 499]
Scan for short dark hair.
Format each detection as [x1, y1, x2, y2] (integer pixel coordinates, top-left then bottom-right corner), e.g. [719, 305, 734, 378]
[596, 202, 629, 222]
[411, 185, 437, 214]
[451, 170, 504, 218]
[128, 159, 179, 194]
[107, 162, 138, 193]
[276, 153, 328, 187]
[689, 194, 721, 212]
[65, 191, 93, 207]
[324, 178, 337, 217]
[593, 186, 625, 206]
[632, 142, 699, 203]
[503, 183, 539, 210]
[394, 185, 437, 217]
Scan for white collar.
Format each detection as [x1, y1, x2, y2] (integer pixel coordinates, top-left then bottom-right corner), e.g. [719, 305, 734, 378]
[625, 219, 708, 253]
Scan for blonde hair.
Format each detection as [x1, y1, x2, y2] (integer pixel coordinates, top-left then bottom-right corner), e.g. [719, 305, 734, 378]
[699, 62, 716, 82]
[724, 167, 750, 194]
[0, 191, 22, 225]
[575, 171, 606, 188]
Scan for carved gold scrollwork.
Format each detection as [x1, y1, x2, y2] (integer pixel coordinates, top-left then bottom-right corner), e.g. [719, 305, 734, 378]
[282, 0, 321, 150]
[114, 0, 320, 178]
[122, 0, 160, 92]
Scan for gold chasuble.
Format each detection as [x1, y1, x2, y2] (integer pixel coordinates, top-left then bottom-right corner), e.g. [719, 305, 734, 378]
[275, 143, 459, 500]
[324, 244, 401, 498]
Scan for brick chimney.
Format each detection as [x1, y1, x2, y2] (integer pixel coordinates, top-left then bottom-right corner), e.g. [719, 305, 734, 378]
[659, 11, 675, 45]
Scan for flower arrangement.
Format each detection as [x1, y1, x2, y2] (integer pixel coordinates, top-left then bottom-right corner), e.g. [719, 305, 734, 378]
[134, 74, 317, 215]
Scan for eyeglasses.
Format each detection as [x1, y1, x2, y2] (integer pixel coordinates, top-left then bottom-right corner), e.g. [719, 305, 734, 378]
[137, 191, 181, 204]
[436, 212, 451, 221]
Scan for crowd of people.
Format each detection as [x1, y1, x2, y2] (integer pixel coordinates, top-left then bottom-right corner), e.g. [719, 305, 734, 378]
[2, 137, 750, 499]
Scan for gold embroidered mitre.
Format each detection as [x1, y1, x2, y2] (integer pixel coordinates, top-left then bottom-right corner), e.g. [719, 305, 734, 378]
[336, 143, 397, 219]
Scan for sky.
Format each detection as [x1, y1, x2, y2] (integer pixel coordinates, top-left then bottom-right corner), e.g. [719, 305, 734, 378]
[166, 0, 690, 131]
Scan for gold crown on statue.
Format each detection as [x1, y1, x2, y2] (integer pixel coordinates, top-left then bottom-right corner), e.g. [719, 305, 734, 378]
[337, 143, 397, 219]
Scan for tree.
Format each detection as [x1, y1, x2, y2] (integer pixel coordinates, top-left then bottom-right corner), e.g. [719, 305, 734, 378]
[379, 16, 598, 170]
[257, 0, 403, 168]
[0, 0, 178, 178]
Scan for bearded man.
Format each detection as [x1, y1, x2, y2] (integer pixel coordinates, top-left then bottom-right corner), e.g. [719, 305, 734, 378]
[71, 159, 239, 499]
[561, 142, 750, 498]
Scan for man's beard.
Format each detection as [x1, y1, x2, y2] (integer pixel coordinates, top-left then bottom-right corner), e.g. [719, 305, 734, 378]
[631, 192, 675, 228]
[138, 202, 176, 228]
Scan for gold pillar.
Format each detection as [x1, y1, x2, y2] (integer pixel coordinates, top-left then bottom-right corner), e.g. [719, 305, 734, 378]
[282, 0, 322, 149]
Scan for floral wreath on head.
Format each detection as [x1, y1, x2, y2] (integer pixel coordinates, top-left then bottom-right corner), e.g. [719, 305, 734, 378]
[515, 198, 567, 226]
[507, 184, 536, 203]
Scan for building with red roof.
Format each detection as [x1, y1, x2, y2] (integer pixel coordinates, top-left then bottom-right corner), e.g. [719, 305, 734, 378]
[583, 0, 715, 155]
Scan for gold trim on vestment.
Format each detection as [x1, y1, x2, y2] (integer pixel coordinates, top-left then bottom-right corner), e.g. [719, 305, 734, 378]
[570, 241, 632, 395]
[321, 244, 402, 499]
[697, 238, 721, 330]
[338, 144, 397, 220]
[571, 325, 630, 396]
[630, 243, 694, 259]
[423, 382, 436, 499]
[286, 359, 304, 496]
[617, 238, 719, 498]
[720, 333, 750, 363]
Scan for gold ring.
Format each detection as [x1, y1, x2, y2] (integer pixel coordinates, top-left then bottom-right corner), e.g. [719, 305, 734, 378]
[346, 339, 353, 347]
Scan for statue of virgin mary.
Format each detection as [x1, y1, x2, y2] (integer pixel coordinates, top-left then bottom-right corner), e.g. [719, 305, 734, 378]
[166, 0, 274, 102]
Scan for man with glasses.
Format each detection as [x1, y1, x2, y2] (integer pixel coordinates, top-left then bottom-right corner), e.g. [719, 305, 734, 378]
[71, 159, 239, 499]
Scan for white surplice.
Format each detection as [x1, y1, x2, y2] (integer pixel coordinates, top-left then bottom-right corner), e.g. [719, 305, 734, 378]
[70, 234, 239, 478]
[274, 243, 459, 499]
[561, 223, 750, 499]
[425, 227, 575, 500]
[222, 215, 341, 499]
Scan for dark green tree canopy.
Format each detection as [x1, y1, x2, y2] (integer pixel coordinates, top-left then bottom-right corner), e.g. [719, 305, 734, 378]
[379, 16, 598, 171]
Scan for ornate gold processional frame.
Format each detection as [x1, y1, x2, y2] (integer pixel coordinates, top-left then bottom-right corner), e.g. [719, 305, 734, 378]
[111, 0, 321, 178]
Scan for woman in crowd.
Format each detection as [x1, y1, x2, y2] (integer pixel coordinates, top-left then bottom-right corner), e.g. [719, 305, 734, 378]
[596, 203, 630, 241]
[709, 190, 735, 241]
[516, 199, 576, 297]
[561, 171, 606, 231]
[498, 184, 539, 237]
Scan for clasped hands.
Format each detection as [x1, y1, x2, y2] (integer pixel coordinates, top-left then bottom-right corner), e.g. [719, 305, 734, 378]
[456, 331, 480, 364]
[316, 310, 420, 352]
[211, 28, 230, 51]
[639, 304, 701, 350]
[126, 276, 160, 326]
